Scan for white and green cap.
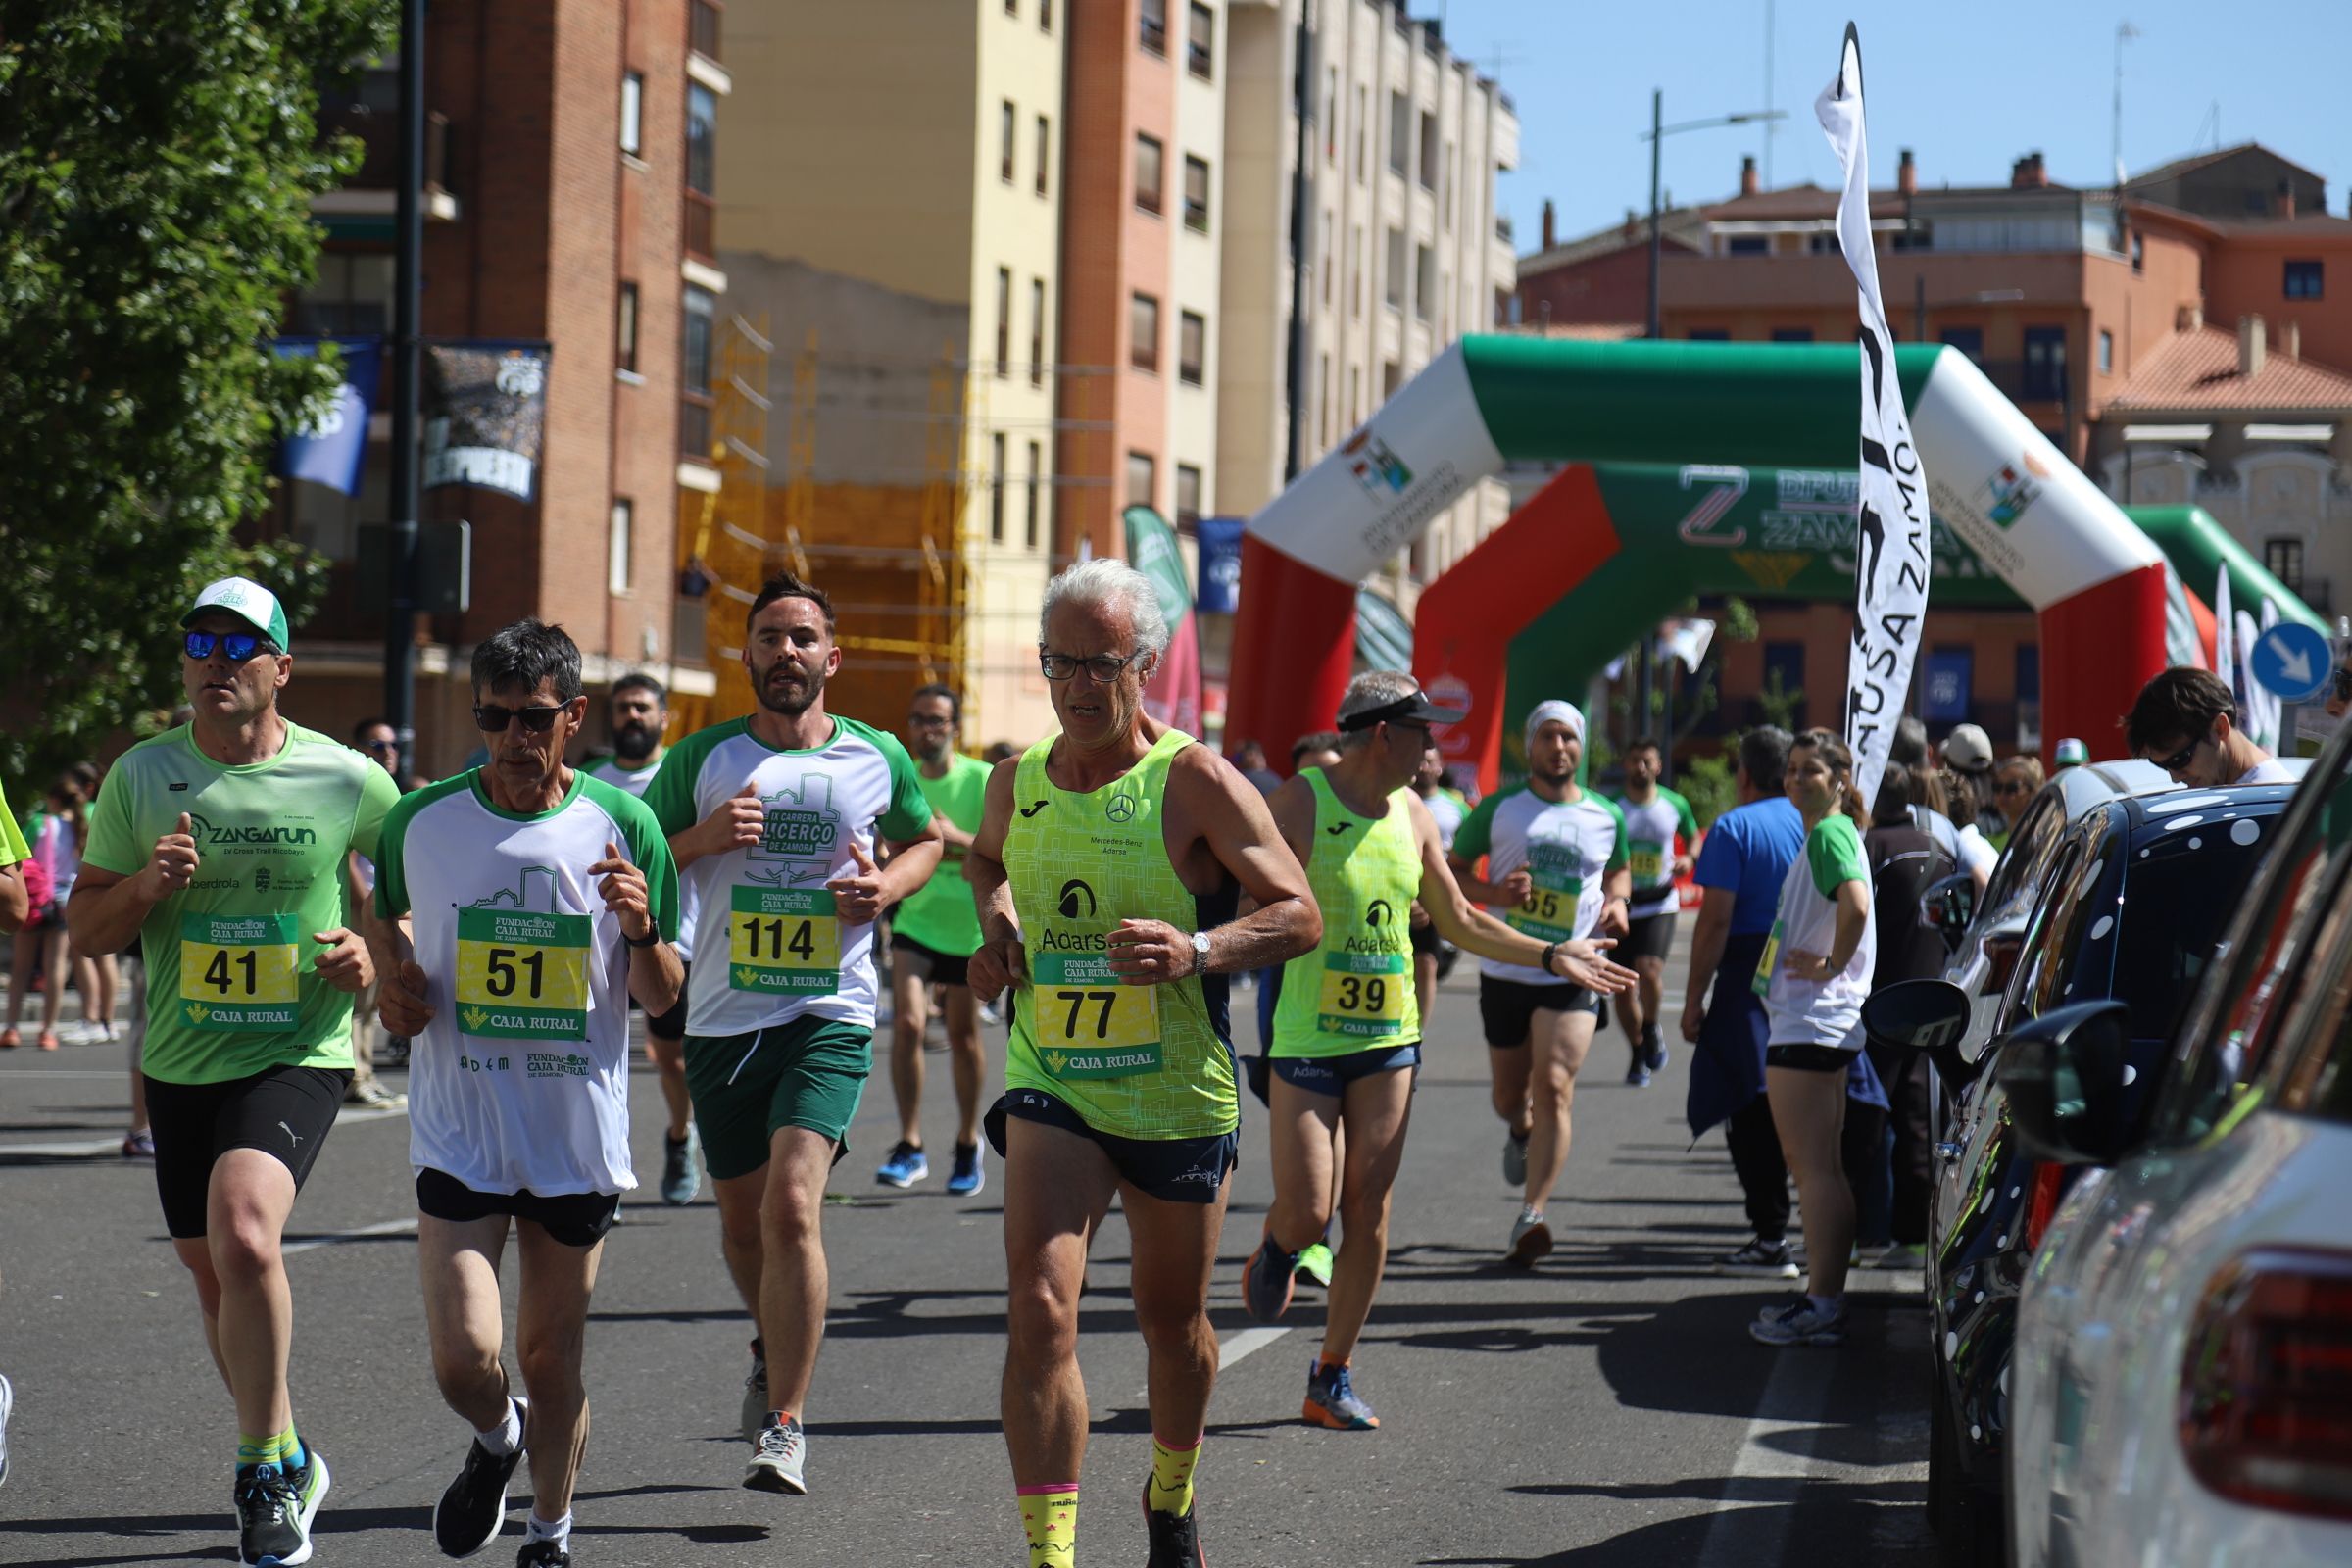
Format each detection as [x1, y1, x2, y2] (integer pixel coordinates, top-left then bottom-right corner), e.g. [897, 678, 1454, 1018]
[181, 576, 289, 650]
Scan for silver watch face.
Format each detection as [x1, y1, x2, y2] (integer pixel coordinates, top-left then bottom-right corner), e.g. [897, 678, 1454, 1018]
[1192, 932, 1212, 956]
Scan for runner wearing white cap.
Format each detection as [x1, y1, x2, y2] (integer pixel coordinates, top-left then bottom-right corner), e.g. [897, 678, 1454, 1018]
[1446, 700, 1632, 1266]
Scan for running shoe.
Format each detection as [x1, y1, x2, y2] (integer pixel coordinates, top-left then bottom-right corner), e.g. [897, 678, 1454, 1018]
[34, 1031, 57, 1052]
[122, 1128, 156, 1160]
[1293, 1241, 1335, 1289]
[1717, 1238, 1800, 1278]
[381, 1035, 412, 1070]
[514, 1542, 570, 1567]
[946, 1141, 985, 1197]
[1301, 1359, 1379, 1430]
[345, 1079, 406, 1109]
[1140, 1477, 1207, 1567]
[1505, 1212, 1552, 1269]
[1850, 1241, 1896, 1269]
[1875, 1242, 1928, 1271]
[1625, 1060, 1652, 1088]
[661, 1127, 703, 1206]
[0, 1028, 18, 1049]
[744, 1412, 808, 1494]
[874, 1141, 929, 1189]
[1642, 1029, 1669, 1074]
[236, 1446, 328, 1567]
[1750, 1297, 1847, 1348]
[738, 1340, 767, 1445]
[1501, 1129, 1529, 1187]
[434, 1396, 528, 1556]
[1241, 1231, 1297, 1322]
[0, 1371, 12, 1488]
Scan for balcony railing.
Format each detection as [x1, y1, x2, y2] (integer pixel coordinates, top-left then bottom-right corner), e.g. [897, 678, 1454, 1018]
[684, 189, 715, 262]
[690, 0, 721, 63]
[326, 99, 452, 196]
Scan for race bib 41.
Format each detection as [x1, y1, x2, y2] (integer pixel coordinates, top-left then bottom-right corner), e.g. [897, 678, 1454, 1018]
[178, 913, 302, 1032]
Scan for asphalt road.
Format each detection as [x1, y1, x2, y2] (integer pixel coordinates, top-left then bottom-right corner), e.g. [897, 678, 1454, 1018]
[0, 927, 1933, 1567]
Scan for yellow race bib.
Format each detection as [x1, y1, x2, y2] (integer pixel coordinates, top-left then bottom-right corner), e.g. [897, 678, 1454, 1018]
[729, 885, 842, 994]
[456, 906, 592, 1039]
[1315, 951, 1409, 1038]
[1030, 952, 1162, 1077]
[178, 913, 302, 1032]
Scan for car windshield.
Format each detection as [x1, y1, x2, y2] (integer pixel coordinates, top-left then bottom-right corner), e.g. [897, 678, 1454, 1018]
[2112, 835, 2265, 1041]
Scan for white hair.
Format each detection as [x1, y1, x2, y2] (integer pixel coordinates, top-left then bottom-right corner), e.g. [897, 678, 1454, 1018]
[1337, 670, 1419, 749]
[1039, 559, 1170, 662]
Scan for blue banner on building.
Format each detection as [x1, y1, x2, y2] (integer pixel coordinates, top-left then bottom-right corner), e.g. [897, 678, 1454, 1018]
[1922, 648, 1973, 723]
[1195, 516, 1244, 614]
[273, 337, 379, 497]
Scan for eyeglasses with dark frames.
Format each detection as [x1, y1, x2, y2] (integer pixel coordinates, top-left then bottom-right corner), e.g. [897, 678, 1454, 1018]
[1039, 650, 1141, 685]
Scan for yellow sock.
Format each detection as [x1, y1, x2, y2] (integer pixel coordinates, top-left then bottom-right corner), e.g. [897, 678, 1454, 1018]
[236, 1426, 301, 1471]
[1147, 1434, 1200, 1515]
[1017, 1484, 1078, 1567]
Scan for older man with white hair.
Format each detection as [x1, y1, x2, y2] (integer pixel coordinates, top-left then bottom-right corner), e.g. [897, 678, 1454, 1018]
[1447, 700, 1632, 1266]
[965, 559, 1321, 1568]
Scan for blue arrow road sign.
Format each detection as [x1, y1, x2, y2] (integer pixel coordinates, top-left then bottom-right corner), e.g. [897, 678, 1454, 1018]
[2249, 622, 2333, 703]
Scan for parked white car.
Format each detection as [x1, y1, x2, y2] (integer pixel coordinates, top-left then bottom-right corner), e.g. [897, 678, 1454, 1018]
[2004, 749, 2352, 1568]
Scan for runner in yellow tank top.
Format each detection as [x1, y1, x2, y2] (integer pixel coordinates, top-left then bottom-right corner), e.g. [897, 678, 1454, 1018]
[966, 561, 1319, 1568]
[1244, 674, 1639, 1434]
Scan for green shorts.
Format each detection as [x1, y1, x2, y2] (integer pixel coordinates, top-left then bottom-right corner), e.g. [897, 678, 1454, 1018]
[684, 1016, 874, 1180]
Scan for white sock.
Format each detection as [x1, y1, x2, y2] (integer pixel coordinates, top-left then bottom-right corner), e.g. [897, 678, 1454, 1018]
[475, 1396, 522, 1457]
[1806, 1292, 1842, 1315]
[1519, 1202, 1542, 1224]
[525, 1510, 572, 1545]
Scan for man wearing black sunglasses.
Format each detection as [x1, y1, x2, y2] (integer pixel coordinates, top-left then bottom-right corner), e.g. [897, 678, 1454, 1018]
[69, 576, 400, 1568]
[2124, 665, 2294, 787]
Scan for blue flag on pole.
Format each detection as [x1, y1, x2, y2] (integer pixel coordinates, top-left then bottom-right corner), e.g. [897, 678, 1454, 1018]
[1195, 516, 1244, 613]
[273, 337, 379, 496]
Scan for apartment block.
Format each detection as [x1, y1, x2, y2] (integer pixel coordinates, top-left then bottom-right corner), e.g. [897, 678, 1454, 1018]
[273, 0, 726, 775]
[719, 0, 1064, 746]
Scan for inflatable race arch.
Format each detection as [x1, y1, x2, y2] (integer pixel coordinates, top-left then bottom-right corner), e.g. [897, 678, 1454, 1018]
[1231, 337, 2207, 776]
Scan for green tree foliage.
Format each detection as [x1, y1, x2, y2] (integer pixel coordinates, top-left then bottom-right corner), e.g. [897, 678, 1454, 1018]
[0, 1, 391, 787]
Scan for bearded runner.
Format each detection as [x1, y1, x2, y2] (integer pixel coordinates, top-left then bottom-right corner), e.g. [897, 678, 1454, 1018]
[1612, 736, 1699, 1086]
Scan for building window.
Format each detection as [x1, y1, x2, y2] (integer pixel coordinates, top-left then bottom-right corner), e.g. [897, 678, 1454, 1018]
[1026, 440, 1043, 548]
[1030, 277, 1046, 387]
[680, 283, 715, 456]
[2285, 260, 2325, 300]
[1688, 328, 1729, 341]
[1139, 0, 1165, 55]
[1175, 463, 1202, 526]
[619, 71, 644, 156]
[687, 83, 717, 193]
[1001, 99, 1016, 182]
[615, 281, 639, 373]
[1413, 243, 1434, 320]
[2131, 231, 2144, 273]
[1317, 354, 1331, 446]
[1186, 2, 1212, 78]
[291, 252, 395, 336]
[2023, 325, 2068, 401]
[1126, 450, 1156, 510]
[2265, 538, 2306, 591]
[1353, 85, 1366, 181]
[996, 267, 1012, 377]
[1384, 227, 1405, 309]
[1130, 292, 1160, 372]
[609, 500, 633, 595]
[2098, 328, 2114, 374]
[1350, 222, 1364, 318]
[1940, 326, 1984, 363]
[990, 432, 1007, 543]
[1324, 70, 1337, 164]
[1040, 0, 1052, 30]
[1763, 641, 1807, 729]
[1135, 132, 1163, 215]
[1178, 310, 1205, 385]
[1770, 327, 1813, 342]
[1035, 114, 1050, 196]
[1387, 91, 1409, 175]
[1320, 211, 1333, 302]
[1348, 366, 1360, 423]
[1418, 111, 1438, 191]
[1726, 235, 1769, 256]
[1005, 0, 1017, 12]
[1382, 360, 1399, 400]
[1183, 155, 1209, 233]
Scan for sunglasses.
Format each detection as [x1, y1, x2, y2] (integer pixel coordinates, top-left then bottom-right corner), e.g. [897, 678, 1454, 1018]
[2152, 732, 2208, 773]
[362, 738, 397, 754]
[473, 704, 569, 734]
[183, 630, 277, 662]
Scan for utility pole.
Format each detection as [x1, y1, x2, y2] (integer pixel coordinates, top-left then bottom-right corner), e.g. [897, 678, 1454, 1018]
[383, 0, 425, 757]
[1283, 1, 1317, 482]
[1645, 89, 1662, 342]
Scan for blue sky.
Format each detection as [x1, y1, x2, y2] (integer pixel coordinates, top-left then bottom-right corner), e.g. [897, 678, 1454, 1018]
[1435, 0, 2352, 244]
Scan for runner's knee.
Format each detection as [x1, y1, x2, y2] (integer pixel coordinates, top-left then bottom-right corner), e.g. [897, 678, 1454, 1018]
[1006, 1274, 1079, 1367]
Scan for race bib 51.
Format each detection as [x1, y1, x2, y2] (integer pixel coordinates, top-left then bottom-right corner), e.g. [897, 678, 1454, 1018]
[456, 906, 592, 1039]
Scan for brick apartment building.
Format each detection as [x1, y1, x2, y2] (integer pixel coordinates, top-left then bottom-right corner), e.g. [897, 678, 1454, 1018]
[262, 0, 729, 775]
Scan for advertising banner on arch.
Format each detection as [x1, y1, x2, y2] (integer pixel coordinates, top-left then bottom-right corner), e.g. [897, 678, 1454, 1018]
[1122, 506, 1203, 735]
[1817, 25, 1927, 810]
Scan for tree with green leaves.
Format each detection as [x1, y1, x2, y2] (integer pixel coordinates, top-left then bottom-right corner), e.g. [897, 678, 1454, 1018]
[0, 0, 393, 789]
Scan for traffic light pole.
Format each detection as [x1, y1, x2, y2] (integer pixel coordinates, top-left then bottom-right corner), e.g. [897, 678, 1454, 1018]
[383, 0, 425, 756]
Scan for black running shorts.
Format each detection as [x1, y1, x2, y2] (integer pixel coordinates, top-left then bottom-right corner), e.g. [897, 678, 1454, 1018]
[1478, 976, 1602, 1049]
[145, 1065, 350, 1240]
[1620, 910, 1677, 962]
[416, 1167, 620, 1249]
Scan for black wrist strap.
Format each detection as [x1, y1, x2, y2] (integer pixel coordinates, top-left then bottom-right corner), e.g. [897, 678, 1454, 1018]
[624, 927, 661, 949]
[1541, 942, 1559, 974]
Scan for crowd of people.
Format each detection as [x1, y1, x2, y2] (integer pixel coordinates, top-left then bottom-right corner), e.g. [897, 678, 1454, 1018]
[0, 558, 2301, 1568]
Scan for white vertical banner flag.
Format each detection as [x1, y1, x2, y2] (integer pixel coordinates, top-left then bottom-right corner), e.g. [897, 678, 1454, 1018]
[1817, 24, 1929, 810]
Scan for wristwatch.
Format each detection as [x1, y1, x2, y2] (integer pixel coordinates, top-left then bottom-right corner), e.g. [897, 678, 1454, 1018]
[624, 925, 661, 949]
[1191, 930, 1213, 971]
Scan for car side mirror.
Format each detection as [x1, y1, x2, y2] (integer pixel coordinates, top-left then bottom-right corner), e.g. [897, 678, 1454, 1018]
[1861, 978, 1977, 1088]
[1919, 871, 1978, 955]
[1994, 1000, 2134, 1167]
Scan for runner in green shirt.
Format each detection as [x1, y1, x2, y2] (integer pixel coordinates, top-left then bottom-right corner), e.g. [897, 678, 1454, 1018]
[964, 560, 1320, 1568]
[1613, 736, 1700, 1086]
[0, 780, 23, 1489]
[876, 684, 995, 1196]
[69, 577, 396, 1568]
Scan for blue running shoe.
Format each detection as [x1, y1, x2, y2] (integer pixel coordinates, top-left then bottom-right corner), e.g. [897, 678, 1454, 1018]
[1302, 1359, 1379, 1430]
[946, 1141, 985, 1197]
[1241, 1231, 1297, 1322]
[661, 1126, 703, 1205]
[1625, 1061, 1652, 1088]
[1643, 1029, 1670, 1074]
[875, 1142, 929, 1189]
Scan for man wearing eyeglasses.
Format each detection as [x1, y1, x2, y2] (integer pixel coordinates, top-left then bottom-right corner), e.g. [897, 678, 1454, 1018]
[643, 571, 943, 1497]
[964, 559, 1321, 1568]
[68, 576, 399, 1568]
[2125, 666, 2294, 787]
[372, 617, 681, 1566]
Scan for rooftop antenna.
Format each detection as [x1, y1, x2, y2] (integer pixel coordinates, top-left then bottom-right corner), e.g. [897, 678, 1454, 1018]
[2112, 20, 2139, 187]
[1762, 0, 1775, 186]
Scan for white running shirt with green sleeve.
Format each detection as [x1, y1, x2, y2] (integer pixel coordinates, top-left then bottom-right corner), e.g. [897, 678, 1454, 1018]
[1451, 785, 1628, 986]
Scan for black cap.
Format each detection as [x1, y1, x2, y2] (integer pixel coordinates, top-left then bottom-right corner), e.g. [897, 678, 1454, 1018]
[1335, 688, 1469, 733]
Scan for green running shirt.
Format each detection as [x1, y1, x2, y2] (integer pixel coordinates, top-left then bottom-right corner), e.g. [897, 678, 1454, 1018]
[1273, 769, 1423, 1057]
[890, 753, 992, 957]
[1004, 730, 1239, 1140]
[83, 723, 400, 1085]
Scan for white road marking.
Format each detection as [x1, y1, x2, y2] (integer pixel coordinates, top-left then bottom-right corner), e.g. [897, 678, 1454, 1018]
[1216, 1326, 1291, 1367]
[1693, 1344, 1838, 1568]
[283, 1217, 418, 1256]
[0, 1104, 407, 1161]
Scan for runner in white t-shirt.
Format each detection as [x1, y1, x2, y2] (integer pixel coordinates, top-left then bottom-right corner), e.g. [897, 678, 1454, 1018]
[584, 672, 706, 1207]
[376, 620, 682, 1564]
[1446, 700, 1631, 1267]
[1612, 737, 1698, 1087]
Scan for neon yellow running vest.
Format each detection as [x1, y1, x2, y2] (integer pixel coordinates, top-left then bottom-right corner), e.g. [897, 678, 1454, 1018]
[1273, 768, 1423, 1057]
[1004, 729, 1239, 1139]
